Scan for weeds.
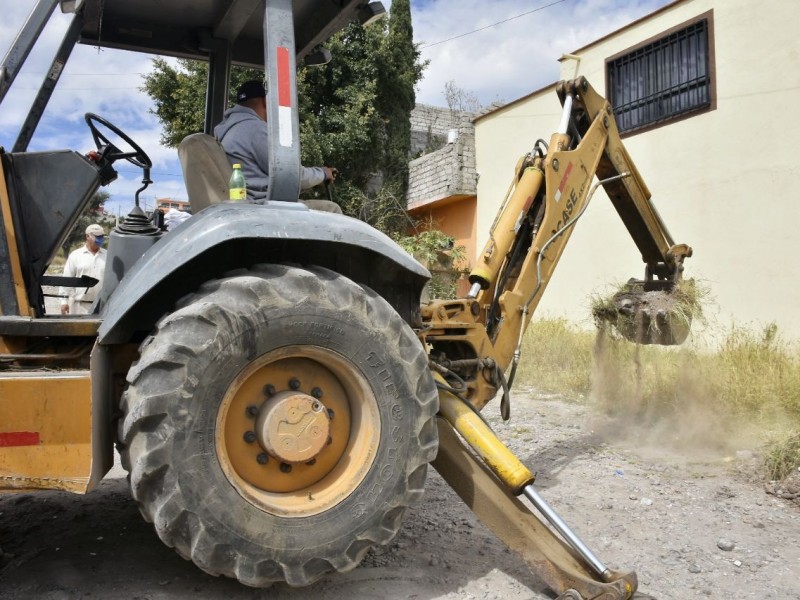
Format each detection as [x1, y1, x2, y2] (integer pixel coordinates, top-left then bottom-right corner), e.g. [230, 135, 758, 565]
[763, 431, 800, 481]
[396, 227, 467, 300]
[514, 318, 800, 480]
[514, 318, 595, 395]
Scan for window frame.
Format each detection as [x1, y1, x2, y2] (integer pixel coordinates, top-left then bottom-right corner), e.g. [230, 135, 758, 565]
[605, 10, 716, 137]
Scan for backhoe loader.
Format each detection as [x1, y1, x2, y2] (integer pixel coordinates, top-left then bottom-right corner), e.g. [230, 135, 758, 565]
[0, 2, 693, 598]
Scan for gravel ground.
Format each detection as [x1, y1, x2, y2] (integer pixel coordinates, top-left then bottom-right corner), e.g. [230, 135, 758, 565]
[1, 390, 798, 599]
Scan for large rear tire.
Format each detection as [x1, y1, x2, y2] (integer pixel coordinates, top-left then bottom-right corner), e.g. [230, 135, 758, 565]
[118, 264, 438, 586]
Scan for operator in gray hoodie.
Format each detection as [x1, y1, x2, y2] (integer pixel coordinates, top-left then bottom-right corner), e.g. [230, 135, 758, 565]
[214, 79, 338, 205]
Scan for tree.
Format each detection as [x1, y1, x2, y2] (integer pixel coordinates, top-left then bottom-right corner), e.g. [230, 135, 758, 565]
[376, 0, 425, 187]
[351, 0, 427, 235]
[297, 22, 387, 205]
[443, 80, 483, 114]
[141, 60, 261, 147]
[61, 191, 111, 256]
[300, 1, 426, 234]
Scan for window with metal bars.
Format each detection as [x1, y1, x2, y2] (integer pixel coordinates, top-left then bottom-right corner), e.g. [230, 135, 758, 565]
[607, 18, 711, 134]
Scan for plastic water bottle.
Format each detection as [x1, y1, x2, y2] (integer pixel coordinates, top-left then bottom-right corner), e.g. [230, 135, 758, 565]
[229, 163, 246, 201]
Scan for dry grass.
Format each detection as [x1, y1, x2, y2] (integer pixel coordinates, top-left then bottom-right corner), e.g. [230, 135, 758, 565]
[764, 431, 800, 481]
[515, 318, 800, 478]
[514, 318, 595, 396]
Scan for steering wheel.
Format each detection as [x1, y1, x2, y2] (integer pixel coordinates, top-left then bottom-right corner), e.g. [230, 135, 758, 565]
[85, 113, 152, 169]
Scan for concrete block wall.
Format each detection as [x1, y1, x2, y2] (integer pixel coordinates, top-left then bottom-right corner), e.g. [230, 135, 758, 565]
[410, 104, 459, 156]
[407, 105, 477, 206]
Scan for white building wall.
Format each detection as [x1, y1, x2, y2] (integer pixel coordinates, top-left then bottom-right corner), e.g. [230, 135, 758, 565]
[475, 0, 800, 340]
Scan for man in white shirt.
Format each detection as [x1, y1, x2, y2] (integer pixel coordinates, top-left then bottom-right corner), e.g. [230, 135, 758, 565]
[59, 223, 107, 315]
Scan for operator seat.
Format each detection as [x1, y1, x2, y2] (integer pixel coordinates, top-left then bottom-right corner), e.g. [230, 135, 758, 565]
[177, 132, 343, 215]
[177, 133, 230, 213]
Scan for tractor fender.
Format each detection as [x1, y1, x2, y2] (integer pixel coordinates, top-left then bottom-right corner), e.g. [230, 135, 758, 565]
[98, 202, 430, 344]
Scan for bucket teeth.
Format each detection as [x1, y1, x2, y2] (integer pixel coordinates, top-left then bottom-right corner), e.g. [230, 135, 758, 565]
[594, 281, 693, 346]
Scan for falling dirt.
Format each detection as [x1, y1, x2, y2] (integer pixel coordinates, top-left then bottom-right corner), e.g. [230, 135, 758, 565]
[1, 390, 798, 600]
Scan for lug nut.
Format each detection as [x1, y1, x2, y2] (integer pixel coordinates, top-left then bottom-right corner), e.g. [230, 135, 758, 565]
[246, 405, 259, 418]
[243, 431, 257, 443]
[264, 384, 276, 397]
[306, 458, 317, 466]
[327, 408, 335, 419]
[257, 453, 268, 465]
[327, 436, 333, 446]
[280, 463, 292, 473]
[289, 377, 301, 390]
[311, 387, 323, 399]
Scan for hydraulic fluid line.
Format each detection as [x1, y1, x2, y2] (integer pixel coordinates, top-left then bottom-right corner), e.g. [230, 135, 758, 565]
[486, 213, 534, 339]
[523, 172, 631, 312]
[505, 173, 632, 393]
[467, 151, 540, 301]
[469, 96, 573, 303]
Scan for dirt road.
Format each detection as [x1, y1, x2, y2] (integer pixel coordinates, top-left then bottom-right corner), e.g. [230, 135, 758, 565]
[1, 391, 798, 599]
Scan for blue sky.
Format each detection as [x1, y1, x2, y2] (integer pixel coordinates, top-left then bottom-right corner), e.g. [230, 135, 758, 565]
[1, 0, 672, 215]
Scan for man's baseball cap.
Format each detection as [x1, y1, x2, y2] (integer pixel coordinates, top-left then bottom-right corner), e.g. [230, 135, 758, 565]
[86, 224, 105, 236]
[237, 80, 266, 103]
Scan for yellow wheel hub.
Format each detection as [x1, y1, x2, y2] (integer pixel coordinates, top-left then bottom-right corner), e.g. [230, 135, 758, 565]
[255, 390, 331, 464]
[216, 345, 380, 517]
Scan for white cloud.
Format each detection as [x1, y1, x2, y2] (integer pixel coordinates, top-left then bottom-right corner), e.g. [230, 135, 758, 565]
[401, 0, 674, 106]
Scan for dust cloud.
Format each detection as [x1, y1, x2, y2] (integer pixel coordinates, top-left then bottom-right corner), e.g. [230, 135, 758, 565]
[588, 327, 762, 461]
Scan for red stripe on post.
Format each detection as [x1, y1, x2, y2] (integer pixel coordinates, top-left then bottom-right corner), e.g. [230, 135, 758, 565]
[0, 431, 40, 447]
[277, 46, 291, 108]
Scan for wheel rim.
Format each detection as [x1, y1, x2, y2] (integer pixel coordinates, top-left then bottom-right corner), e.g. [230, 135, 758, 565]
[216, 345, 380, 517]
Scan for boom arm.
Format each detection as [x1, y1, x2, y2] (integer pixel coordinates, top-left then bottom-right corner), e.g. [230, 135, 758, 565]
[421, 76, 693, 409]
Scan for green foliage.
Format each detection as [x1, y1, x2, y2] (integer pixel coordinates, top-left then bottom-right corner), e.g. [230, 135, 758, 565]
[61, 191, 112, 256]
[141, 59, 261, 147]
[337, 180, 413, 234]
[396, 228, 464, 268]
[396, 227, 466, 300]
[375, 0, 427, 190]
[298, 22, 386, 196]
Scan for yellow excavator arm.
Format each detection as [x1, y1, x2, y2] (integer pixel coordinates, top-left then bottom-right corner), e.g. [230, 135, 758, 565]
[422, 76, 692, 600]
[422, 76, 693, 409]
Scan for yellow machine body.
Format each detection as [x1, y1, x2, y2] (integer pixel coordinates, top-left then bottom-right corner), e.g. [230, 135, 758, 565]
[0, 370, 93, 492]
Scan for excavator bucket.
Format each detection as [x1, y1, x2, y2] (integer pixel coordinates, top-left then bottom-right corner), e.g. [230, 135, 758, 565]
[593, 279, 698, 346]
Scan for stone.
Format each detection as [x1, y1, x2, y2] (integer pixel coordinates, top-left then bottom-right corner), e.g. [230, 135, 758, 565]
[717, 539, 735, 552]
